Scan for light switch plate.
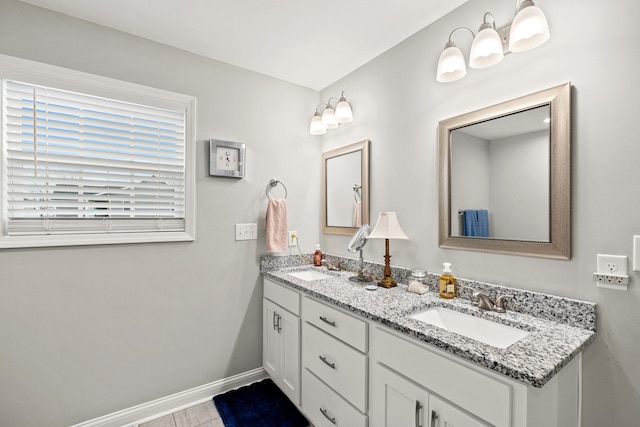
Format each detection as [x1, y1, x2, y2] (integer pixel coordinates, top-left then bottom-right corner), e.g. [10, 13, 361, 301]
[634, 236, 640, 271]
[235, 223, 257, 241]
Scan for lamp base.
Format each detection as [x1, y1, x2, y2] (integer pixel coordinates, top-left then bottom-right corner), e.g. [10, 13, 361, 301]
[378, 276, 397, 288]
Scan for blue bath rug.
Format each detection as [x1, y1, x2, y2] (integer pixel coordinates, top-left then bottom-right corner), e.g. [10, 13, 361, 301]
[213, 378, 308, 427]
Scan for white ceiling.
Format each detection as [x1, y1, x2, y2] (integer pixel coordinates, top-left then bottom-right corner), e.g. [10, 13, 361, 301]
[19, 0, 468, 90]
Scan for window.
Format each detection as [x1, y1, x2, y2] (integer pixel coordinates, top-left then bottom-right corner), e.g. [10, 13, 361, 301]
[0, 55, 196, 248]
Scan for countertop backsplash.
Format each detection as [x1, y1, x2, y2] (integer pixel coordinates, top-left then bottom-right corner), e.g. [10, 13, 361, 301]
[261, 253, 597, 332]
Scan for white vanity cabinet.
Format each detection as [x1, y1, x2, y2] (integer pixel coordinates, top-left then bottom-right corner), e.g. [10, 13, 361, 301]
[263, 278, 301, 405]
[370, 326, 581, 427]
[262, 274, 584, 427]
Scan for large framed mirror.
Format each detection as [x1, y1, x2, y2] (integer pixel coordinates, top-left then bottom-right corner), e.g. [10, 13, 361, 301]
[322, 139, 370, 235]
[438, 83, 571, 259]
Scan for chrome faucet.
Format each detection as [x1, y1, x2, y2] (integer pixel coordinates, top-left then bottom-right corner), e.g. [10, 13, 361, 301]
[321, 259, 341, 271]
[473, 292, 514, 313]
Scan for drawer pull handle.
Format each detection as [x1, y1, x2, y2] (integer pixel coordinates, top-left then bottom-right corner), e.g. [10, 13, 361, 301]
[320, 407, 337, 425]
[319, 316, 336, 327]
[415, 400, 423, 427]
[276, 314, 282, 333]
[430, 410, 439, 427]
[319, 355, 336, 369]
[272, 311, 278, 331]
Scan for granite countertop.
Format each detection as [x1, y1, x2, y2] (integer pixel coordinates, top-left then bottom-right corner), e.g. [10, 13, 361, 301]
[262, 263, 596, 388]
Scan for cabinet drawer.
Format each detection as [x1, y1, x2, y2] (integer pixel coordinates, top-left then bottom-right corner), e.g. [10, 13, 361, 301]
[372, 327, 511, 427]
[302, 369, 367, 427]
[303, 296, 368, 352]
[302, 322, 367, 412]
[264, 278, 300, 315]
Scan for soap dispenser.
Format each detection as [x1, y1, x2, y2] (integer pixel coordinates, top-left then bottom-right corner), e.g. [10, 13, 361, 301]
[313, 244, 323, 267]
[439, 262, 457, 299]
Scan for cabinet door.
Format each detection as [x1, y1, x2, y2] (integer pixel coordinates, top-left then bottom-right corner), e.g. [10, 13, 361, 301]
[371, 363, 429, 427]
[429, 395, 489, 427]
[279, 306, 301, 404]
[262, 298, 301, 405]
[263, 299, 280, 379]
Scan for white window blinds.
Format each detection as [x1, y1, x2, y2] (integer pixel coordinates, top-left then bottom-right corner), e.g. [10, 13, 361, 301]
[3, 79, 187, 236]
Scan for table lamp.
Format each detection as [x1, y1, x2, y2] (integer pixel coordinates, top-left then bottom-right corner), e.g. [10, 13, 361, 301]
[367, 212, 409, 288]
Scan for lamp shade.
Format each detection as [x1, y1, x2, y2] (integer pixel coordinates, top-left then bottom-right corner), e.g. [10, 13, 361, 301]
[310, 113, 326, 135]
[509, 1, 550, 52]
[436, 42, 467, 83]
[368, 212, 409, 240]
[469, 24, 504, 69]
[335, 97, 353, 124]
[322, 106, 338, 129]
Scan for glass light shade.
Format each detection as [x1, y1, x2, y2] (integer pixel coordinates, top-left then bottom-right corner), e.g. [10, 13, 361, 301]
[322, 106, 338, 129]
[436, 42, 467, 83]
[509, 2, 550, 52]
[310, 113, 326, 135]
[469, 26, 504, 69]
[335, 98, 353, 124]
[368, 212, 409, 240]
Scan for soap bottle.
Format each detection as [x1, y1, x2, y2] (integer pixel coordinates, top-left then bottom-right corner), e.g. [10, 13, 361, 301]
[313, 244, 323, 267]
[439, 262, 457, 299]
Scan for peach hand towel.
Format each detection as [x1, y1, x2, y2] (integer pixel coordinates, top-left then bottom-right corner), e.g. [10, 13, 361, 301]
[265, 198, 289, 253]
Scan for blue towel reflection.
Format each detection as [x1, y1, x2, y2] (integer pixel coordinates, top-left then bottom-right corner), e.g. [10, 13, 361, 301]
[462, 209, 489, 237]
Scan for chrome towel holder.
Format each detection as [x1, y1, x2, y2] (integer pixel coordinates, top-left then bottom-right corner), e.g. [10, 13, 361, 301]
[266, 179, 288, 199]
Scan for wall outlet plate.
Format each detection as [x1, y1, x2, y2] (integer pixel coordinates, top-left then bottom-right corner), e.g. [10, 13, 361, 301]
[634, 236, 640, 271]
[596, 254, 627, 275]
[289, 231, 297, 247]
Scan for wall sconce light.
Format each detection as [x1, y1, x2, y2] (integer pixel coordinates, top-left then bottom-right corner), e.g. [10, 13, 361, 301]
[436, 0, 550, 83]
[309, 91, 353, 135]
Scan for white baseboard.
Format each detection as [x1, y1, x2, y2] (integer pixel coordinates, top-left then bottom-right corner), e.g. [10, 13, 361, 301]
[71, 368, 268, 427]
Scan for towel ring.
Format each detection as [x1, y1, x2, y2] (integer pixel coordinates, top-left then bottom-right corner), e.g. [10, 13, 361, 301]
[353, 184, 362, 202]
[266, 179, 287, 199]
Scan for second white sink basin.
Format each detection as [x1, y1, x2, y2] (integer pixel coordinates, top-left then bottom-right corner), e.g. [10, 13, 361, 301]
[410, 306, 529, 349]
[287, 270, 333, 281]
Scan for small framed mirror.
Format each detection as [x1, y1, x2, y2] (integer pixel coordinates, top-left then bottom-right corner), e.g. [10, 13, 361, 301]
[322, 139, 370, 235]
[438, 83, 571, 259]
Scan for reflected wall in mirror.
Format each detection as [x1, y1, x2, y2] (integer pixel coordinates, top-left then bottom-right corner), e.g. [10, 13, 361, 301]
[438, 83, 571, 259]
[322, 139, 370, 235]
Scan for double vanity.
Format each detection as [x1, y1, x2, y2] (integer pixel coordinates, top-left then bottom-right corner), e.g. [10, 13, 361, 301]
[261, 255, 596, 427]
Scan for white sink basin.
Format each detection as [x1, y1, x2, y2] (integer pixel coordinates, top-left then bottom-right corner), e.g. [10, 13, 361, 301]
[410, 306, 529, 349]
[287, 270, 333, 281]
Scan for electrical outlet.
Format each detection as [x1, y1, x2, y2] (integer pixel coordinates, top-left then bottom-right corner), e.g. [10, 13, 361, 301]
[595, 254, 630, 290]
[289, 231, 297, 247]
[594, 272, 629, 290]
[597, 254, 627, 275]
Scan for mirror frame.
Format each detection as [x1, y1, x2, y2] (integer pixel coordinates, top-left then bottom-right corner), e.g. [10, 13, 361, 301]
[438, 83, 571, 259]
[322, 139, 370, 235]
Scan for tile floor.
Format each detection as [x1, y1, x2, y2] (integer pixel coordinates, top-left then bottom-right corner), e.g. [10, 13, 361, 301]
[139, 400, 224, 427]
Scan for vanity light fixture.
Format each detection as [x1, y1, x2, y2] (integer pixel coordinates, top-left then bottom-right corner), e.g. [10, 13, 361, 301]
[309, 91, 353, 135]
[436, 0, 550, 83]
[367, 212, 409, 288]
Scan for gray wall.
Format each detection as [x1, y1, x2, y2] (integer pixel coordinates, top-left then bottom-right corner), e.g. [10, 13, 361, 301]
[320, 0, 640, 425]
[0, 1, 321, 425]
